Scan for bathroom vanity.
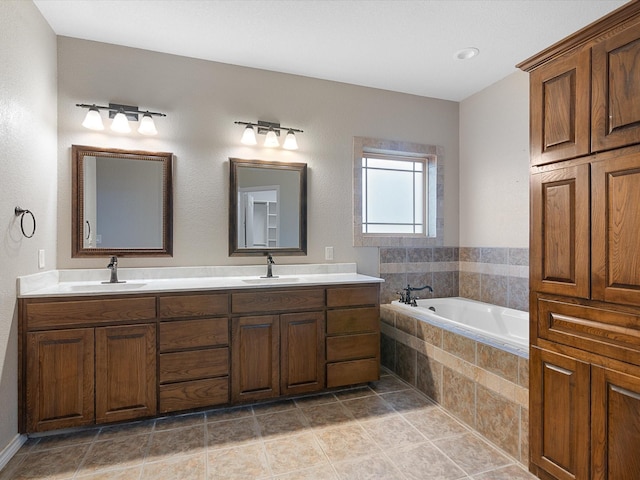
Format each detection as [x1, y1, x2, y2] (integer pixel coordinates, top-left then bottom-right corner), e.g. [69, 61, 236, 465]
[18, 265, 381, 433]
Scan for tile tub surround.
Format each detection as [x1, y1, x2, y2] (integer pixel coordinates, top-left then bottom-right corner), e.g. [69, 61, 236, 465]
[380, 304, 530, 466]
[379, 247, 460, 305]
[459, 247, 529, 312]
[379, 246, 529, 311]
[0, 372, 537, 480]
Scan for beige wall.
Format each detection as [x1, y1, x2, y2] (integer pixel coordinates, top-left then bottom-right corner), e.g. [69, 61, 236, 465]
[57, 37, 461, 276]
[459, 71, 529, 248]
[0, 1, 57, 453]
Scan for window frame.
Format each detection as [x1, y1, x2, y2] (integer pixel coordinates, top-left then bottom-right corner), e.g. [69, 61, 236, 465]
[353, 136, 444, 247]
[361, 153, 427, 236]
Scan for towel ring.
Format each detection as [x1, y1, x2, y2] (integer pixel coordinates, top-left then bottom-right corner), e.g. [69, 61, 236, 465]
[14, 207, 36, 238]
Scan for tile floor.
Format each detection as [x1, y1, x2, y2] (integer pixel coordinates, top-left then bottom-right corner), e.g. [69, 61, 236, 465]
[1, 371, 537, 479]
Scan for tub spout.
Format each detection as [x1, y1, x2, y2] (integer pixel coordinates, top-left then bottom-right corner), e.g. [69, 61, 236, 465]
[403, 284, 433, 306]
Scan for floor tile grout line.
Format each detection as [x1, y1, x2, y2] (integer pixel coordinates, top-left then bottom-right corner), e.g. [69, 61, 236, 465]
[11, 370, 534, 480]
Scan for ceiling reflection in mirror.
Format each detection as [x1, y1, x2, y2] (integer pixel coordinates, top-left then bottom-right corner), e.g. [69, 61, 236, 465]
[72, 145, 173, 257]
[229, 158, 307, 256]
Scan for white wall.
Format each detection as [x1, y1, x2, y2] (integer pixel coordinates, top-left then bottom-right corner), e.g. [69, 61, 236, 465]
[0, 0, 57, 454]
[459, 71, 529, 248]
[56, 37, 460, 275]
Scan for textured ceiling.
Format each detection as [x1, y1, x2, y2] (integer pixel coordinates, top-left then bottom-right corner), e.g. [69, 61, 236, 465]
[35, 0, 629, 101]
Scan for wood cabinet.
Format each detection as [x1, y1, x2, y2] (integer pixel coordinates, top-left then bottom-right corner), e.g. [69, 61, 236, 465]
[529, 47, 591, 165]
[520, 3, 640, 166]
[530, 347, 590, 480]
[280, 311, 325, 396]
[21, 296, 157, 432]
[326, 285, 380, 387]
[95, 324, 156, 423]
[230, 288, 326, 402]
[531, 345, 640, 480]
[25, 328, 95, 432]
[530, 164, 590, 299]
[158, 293, 230, 413]
[232, 314, 280, 403]
[522, 4, 640, 479]
[19, 282, 380, 433]
[591, 364, 640, 480]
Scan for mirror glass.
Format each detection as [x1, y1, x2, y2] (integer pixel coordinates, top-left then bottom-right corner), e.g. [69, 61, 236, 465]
[229, 158, 307, 256]
[72, 145, 173, 257]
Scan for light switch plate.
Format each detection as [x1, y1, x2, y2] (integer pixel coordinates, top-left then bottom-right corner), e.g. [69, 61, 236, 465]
[325, 246, 334, 261]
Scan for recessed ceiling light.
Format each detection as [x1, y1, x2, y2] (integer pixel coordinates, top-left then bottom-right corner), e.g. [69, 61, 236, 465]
[455, 47, 479, 60]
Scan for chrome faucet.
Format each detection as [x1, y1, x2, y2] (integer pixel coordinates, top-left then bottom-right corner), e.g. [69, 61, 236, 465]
[263, 253, 278, 278]
[104, 256, 122, 284]
[397, 284, 433, 306]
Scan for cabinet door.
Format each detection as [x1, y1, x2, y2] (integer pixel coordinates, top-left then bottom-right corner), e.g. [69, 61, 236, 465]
[26, 328, 94, 432]
[95, 324, 156, 423]
[232, 315, 279, 402]
[530, 347, 590, 480]
[591, 365, 640, 480]
[280, 311, 325, 396]
[530, 48, 591, 165]
[592, 152, 640, 306]
[530, 164, 590, 298]
[592, 21, 640, 152]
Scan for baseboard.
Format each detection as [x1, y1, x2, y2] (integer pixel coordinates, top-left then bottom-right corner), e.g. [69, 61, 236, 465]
[0, 434, 27, 471]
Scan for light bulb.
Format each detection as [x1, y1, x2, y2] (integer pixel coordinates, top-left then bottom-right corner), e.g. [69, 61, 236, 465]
[111, 109, 131, 133]
[264, 128, 279, 147]
[138, 113, 158, 135]
[283, 130, 298, 150]
[240, 125, 257, 145]
[82, 107, 104, 130]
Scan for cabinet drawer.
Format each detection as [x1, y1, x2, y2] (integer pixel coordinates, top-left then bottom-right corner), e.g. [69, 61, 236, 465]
[326, 333, 379, 362]
[159, 318, 229, 352]
[326, 285, 378, 307]
[327, 307, 379, 334]
[327, 358, 379, 388]
[159, 377, 229, 413]
[232, 289, 324, 314]
[25, 297, 156, 330]
[538, 298, 640, 366]
[159, 294, 229, 319]
[160, 347, 229, 383]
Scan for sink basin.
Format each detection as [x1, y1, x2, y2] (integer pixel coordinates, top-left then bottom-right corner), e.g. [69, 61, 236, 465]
[241, 277, 299, 284]
[61, 282, 147, 292]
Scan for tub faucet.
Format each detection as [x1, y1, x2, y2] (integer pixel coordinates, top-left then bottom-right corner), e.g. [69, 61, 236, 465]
[105, 256, 122, 284]
[262, 254, 278, 279]
[400, 284, 433, 306]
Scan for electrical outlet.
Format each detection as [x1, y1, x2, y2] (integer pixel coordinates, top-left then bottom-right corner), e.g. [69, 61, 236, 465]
[38, 249, 45, 269]
[325, 246, 334, 261]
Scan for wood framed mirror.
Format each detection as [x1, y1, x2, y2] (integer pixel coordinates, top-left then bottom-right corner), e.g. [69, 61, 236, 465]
[229, 158, 307, 256]
[72, 145, 173, 257]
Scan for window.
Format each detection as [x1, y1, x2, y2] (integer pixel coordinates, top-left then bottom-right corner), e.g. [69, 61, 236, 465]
[353, 137, 443, 247]
[362, 154, 425, 234]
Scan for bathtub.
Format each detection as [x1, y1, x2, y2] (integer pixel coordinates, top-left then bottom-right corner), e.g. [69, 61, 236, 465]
[391, 297, 529, 357]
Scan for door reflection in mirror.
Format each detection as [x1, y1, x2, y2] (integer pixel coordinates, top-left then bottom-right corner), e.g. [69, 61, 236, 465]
[238, 186, 279, 248]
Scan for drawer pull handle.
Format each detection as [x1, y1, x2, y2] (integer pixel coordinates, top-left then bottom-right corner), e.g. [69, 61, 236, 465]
[611, 385, 640, 402]
[544, 363, 573, 376]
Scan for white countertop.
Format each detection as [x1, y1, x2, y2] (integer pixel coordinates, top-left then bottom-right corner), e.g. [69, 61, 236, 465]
[18, 263, 383, 298]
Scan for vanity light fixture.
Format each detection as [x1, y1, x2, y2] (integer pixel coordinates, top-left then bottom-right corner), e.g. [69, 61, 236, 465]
[76, 103, 167, 135]
[234, 121, 303, 150]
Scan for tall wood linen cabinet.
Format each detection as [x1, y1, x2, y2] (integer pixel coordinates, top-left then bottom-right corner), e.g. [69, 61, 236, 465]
[518, 3, 640, 480]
